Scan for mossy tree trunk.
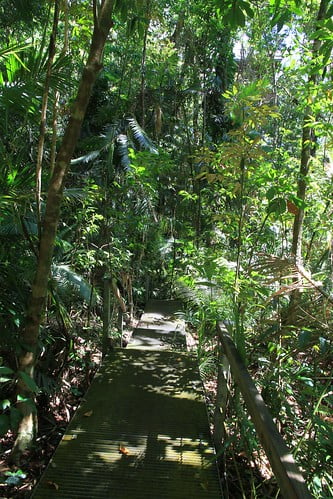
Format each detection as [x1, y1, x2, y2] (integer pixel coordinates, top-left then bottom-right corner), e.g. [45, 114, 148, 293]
[11, 0, 115, 463]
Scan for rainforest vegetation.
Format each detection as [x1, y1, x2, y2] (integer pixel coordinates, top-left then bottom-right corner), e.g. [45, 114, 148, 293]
[0, 0, 332, 497]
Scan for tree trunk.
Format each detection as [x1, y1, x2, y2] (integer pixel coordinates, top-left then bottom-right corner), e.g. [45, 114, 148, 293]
[35, 0, 60, 240]
[292, 0, 328, 260]
[11, 0, 115, 463]
[102, 276, 112, 357]
[140, 1, 151, 129]
[287, 0, 329, 325]
[50, 0, 69, 177]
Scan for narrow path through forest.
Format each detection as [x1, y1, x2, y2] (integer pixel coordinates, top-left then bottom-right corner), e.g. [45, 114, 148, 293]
[32, 300, 222, 498]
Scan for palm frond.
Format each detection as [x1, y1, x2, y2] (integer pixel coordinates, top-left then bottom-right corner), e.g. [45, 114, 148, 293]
[127, 117, 158, 154]
[0, 42, 33, 60]
[117, 134, 131, 170]
[62, 188, 90, 201]
[133, 196, 152, 216]
[174, 279, 207, 308]
[0, 83, 40, 122]
[71, 150, 101, 165]
[48, 54, 74, 94]
[51, 264, 98, 306]
[251, 254, 333, 304]
[199, 354, 216, 379]
[101, 121, 123, 146]
[0, 215, 37, 236]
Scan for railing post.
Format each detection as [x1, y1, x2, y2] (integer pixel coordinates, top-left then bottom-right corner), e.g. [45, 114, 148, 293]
[213, 341, 229, 455]
[102, 275, 112, 357]
[117, 305, 124, 346]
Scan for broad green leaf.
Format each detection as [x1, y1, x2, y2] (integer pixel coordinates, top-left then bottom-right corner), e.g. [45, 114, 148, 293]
[223, 4, 246, 28]
[5, 474, 25, 486]
[319, 337, 330, 354]
[1, 399, 11, 410]
[17, 394, 29, 402]
[266, 186, 277, 201]
[290, 195, 307, 209]
[297, 376, 314, 388]
[0, 377, 12, 383]
[239, 0, 254, 18]
[270, 10, 292, 31]
[0, 366, 14, 375]
[18, 371, 39, 393]
[16, 395, 37, 413]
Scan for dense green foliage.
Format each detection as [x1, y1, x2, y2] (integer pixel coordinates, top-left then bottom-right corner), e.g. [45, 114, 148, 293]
[0, 0, 332, 496]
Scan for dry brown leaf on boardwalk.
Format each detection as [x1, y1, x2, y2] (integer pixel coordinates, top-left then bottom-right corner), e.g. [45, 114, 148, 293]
[47, 480, 59, 490]
[83, 410, 93, 417]
[118, 445, 130, 455]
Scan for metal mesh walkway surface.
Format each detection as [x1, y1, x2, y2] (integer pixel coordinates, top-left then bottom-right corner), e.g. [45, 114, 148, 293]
[128, 299, 187, 350]
[32, 301, 222, 498]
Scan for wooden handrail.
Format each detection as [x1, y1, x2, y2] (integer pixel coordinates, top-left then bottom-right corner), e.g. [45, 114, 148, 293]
[217, 323, 313, 499]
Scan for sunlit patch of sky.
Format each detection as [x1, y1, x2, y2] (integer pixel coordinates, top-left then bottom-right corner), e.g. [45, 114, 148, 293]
[233, 27, 303, 68]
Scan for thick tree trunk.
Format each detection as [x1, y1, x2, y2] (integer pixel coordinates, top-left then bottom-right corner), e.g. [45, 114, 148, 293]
[11, 0, 115, 463]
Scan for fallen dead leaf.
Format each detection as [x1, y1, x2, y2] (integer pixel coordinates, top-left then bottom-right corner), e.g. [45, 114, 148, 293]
[47, 480, 59, 490]
[118, 445, 130, 455]
[83, 410, 93, 417]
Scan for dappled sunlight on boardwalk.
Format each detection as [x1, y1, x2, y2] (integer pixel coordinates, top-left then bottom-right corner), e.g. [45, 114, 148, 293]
[32, 301, 222, 498]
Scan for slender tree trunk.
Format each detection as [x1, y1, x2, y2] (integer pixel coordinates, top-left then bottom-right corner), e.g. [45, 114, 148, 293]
[288, 0, 329, 324]
[50, 0, 69, 177]
[36, 0, 60, 240]
[11, 0, 115, 463]
[291, 0, 328, 260]
[140, 1, 151, 129]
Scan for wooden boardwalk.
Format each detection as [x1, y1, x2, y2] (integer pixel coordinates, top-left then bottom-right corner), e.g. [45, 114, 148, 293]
[32, 300, 222, 498]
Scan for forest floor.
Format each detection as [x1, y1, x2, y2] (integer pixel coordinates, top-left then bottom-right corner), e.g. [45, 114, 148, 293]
[0, 320, 105, 498]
